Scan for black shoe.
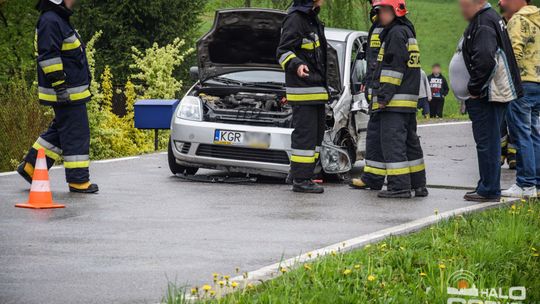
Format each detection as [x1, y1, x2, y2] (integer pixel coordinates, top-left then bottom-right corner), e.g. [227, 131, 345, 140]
[377, 190, 412, 199]
[463, 192, 500, 202]
[16, 162, 33, 184]
[414, 187, 429, 197]
[292, 179, 324, 194]
[69, 183, 99, 194]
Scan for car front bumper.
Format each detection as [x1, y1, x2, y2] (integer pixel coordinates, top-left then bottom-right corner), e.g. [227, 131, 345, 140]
[170, 117, 293, 176]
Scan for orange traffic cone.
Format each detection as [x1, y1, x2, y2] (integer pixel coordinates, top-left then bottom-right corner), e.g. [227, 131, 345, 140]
[15, 148, 65, 209]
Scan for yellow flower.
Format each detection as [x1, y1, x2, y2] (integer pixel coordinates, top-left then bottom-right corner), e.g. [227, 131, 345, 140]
[380, 243, 387, 249]
[218, 280, 225, 287]
[521, 199, 526, 203]
[365, 244, 371, 249]
[532, 247, 538, 252]
[512, 205, 517, 210]
[247, 283, 254, 289]
[420, 272, 427, 277]
[331, 250, 337, 256]
[307, 252, 313, 258]
[231, 282, 238, 289]
[280, 267, 288, 273]
[191, 288, 198, 295]
[354, 264, 361, 270]
[224, 275, 230, 281]
[399, 246, 406, 251]
[533, 253, 540, 257]
[209, 290, 215, 296]
[304, 264, 312, 271]
[367, 275, 376, 282]
[202, 285, 212, 292]
[343, 269, 352, 276]
[439, 264, 446, 270]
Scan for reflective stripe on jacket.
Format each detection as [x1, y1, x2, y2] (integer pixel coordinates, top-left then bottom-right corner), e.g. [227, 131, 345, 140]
[370, 18, 421, 113]
[36, 9, 91, 106]
[276, 10, 329, 105]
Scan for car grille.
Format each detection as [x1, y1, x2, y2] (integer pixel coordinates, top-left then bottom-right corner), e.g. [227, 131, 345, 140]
[196, 144, 290, 165]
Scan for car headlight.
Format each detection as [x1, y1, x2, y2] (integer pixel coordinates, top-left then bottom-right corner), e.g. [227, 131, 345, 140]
[176, 96, 203, 121]
[321, 142, 352, 174]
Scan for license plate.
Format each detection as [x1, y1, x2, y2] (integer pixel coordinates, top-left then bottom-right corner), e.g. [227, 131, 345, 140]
[214, 130, 270, 148]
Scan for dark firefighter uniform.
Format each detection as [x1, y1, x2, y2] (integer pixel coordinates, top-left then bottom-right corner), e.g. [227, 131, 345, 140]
[18, 2, 97, 193]
[363, 15, 384, 103]
[277, 5, 328, 182]
[360, 18, 427, 196]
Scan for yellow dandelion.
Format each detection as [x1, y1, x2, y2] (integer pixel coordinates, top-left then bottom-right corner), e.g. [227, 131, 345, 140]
[420, 272, 427, 277]
[231, 281, 238, 289]
[191, 288, 198, 295]
[224, 275, 230, 281]
[521, 199, 526, 203]
[380, 243, 387, 249]
[367, 275, 376, 282]
[354, 264, 361, 270]
[247, 283, 254, 289]
[212, 273, 219, 278]
[202, 285, 212, 292]
[307, 252, 313, 258]
[439, 264, 446, 270]
[209, 290, 215, 297]
[331, 250, 337, 256]
[512, 205, 517, 210]
[304, 264, 312, 271]
[343, 269, 352, 276]
[218, 280, 225, 287]
[533, 253, 540, 257]
[280, 267, 288, 273]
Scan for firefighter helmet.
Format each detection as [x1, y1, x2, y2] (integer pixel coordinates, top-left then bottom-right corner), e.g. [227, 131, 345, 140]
[373, 0, 408, 17]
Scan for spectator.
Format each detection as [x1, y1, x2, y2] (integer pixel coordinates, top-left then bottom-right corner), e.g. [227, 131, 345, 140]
[499, 0, 540, 198]
[428, 63, 449, 118]
[418, 69, 432, 118]
[453, 0, 522, 202]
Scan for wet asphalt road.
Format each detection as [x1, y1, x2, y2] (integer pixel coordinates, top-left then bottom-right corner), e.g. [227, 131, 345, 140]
[0, 122, 516, 304]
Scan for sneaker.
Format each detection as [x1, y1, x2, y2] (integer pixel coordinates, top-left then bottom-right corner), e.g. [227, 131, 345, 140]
[377, 190, 412, 199]
[463, 192, 500, 202]
[69, 182, 99, 194]
[414, 187, 429, 197]
[292, 179, 324, 194]
[501, 184, 537, 198]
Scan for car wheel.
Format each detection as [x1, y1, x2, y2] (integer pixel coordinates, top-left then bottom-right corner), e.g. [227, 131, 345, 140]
[168, 138, 199, 175]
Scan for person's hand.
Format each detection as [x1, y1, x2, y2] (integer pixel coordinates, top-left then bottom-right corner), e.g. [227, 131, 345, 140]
[297, 64, 309, 78]
[55, 88, 70, 103]
[428, 98, 432, 102]
[360, 84, 366, 93]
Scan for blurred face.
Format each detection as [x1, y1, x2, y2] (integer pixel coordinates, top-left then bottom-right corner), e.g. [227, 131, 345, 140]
[378, 6, 396, 26]
[500, 0, 527, 18]
[459, 0, 486, 21]
[432, 66, 441, 75]
[63, 0, 76, 9]
[314, 0, 325, 8]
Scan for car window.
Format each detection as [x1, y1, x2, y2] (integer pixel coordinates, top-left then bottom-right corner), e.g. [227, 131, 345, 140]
[328, 40, 345, 77]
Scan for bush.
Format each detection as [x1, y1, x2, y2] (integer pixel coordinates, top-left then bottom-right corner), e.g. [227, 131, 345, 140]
[0, 75, 53, 172]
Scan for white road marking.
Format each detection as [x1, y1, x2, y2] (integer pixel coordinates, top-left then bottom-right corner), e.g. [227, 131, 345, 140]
[94, 156, 140, 164]
[186, 198, 514, 300]
[418, 121, 471, 128]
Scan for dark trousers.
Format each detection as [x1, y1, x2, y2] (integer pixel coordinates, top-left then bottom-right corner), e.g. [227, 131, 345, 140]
[466, 99, 507, 198]
[417, 97, 430, 117]
[361, 111, 426, 191]
[290, 105, 325, 180]
[430, 97, 445, 118]
[24, 103, 91, 183]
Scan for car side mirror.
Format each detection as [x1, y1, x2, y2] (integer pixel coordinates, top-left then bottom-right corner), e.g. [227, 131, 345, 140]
[189, 66, 199, 81]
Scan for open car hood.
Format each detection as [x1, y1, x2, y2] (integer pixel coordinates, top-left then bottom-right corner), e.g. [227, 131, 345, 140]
[197, 8, 341, 92]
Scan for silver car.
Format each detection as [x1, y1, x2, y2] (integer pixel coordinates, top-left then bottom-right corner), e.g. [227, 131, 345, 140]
[169, 8, 369, 179]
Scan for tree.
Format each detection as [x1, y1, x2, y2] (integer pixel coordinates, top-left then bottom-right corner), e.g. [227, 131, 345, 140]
[75, 0, 207, 85]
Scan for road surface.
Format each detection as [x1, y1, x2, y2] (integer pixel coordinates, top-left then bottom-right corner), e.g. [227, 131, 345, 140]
[0, 122, 515, 304]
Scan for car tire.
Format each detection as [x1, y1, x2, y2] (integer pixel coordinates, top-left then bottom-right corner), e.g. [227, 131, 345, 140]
[168, 138, 199, 175]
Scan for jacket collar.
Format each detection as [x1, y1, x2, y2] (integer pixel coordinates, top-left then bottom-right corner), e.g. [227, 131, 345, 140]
[288, 4, 320, 18]
[473, 2, 492, 19]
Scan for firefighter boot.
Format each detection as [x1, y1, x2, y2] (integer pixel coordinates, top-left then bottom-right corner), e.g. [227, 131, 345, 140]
[414, 187, 429, 197]
[377, 189, 412, 199]
[17, 162, 34, 184]
[293, 179, 324, 194]
[69, 182, 99, 194]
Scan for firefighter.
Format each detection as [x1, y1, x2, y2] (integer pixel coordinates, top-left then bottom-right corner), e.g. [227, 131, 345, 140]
[350, 0, 427, 198]
[277, 0, 328, 194]
[17, 0, 98, 193]
[362, 1, 385, 104]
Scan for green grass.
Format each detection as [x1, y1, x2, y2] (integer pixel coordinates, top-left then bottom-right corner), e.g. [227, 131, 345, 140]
[164, 200, 540, 303]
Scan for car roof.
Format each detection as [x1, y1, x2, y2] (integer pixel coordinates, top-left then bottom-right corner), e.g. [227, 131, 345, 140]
[325, 28, 368, 42]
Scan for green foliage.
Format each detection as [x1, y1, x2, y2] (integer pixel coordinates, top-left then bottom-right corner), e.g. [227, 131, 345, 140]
[0, 0, 38, 83]
[165, 200, 540, 303]
[75, 0, 207, 84]
[0, 75, 52, 171]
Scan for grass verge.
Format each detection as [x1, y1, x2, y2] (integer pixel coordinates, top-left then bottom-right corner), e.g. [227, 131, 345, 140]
[165, 200, 540, 303]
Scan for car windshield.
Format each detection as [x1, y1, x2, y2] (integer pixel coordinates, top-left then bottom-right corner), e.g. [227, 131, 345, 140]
[208, 70, 285, 86]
